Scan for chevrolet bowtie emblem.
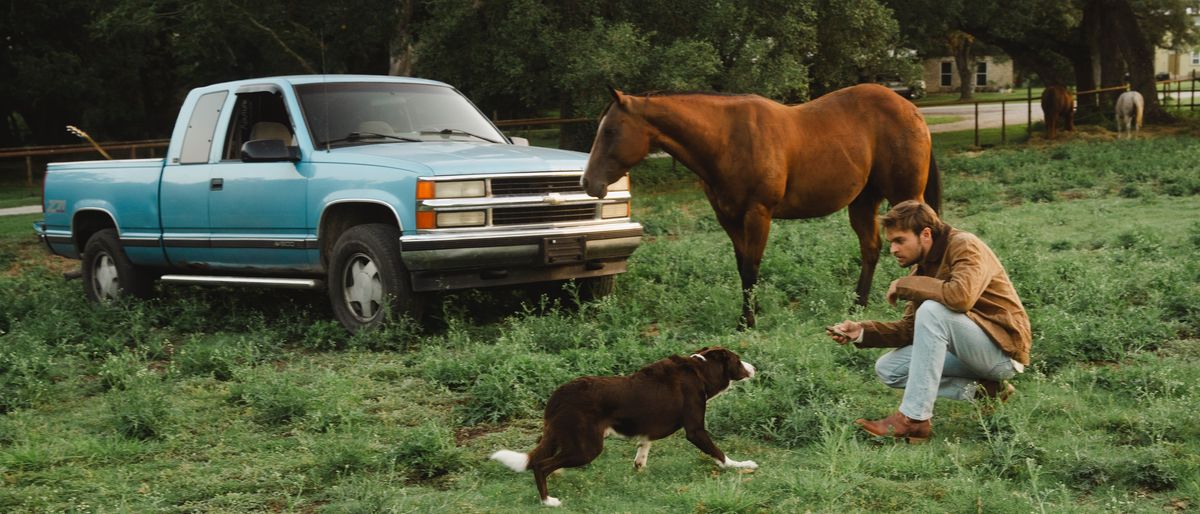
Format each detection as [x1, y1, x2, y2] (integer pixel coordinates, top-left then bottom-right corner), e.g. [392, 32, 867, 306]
[544, 192, 564, 205]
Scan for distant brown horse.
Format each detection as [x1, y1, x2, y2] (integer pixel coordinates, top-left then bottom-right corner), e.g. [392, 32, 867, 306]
[1041, 86, 1075, 139]
[582, 84, 940, 328]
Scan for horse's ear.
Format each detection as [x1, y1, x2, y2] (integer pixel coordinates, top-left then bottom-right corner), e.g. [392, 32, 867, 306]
[608, 85, 623, 101]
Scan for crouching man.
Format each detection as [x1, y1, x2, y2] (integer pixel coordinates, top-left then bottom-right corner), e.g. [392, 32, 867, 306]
[827, 200, 1031, 443]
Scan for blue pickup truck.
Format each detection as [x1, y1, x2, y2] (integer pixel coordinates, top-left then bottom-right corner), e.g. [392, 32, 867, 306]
[35, 75, 642, 331]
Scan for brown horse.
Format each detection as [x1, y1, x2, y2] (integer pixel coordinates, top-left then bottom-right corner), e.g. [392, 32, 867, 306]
[1041, 86, 1075, 139]
[582, 84, 940, 328]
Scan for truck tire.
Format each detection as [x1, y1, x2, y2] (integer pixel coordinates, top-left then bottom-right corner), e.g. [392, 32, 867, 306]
[81, 228, 154, 302]
[328, 223, 422, 332]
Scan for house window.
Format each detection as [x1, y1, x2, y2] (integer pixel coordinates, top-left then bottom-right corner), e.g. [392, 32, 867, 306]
[976, 61, 988, 86]
[940, 62, 952, 87]
[1193, 51, 1200, 65]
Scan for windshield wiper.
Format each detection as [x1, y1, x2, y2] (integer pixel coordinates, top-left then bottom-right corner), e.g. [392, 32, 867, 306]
[319, 131, 421, 146]
[420, 128, 500, 144]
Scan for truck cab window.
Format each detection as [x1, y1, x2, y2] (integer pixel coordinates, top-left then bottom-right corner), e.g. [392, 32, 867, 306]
[222, 91, 296, 160]
[180, 91, 229, 164]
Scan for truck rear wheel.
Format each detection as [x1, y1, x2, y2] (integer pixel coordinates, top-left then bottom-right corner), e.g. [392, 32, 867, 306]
[328, 224, 422, 332]
[81, 228, 154, 302]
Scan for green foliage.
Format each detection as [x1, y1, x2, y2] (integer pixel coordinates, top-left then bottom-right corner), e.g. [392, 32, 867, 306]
[107, 373, 170, 439]
[171, 335, 263, 381]
[382, 422, 467, 479]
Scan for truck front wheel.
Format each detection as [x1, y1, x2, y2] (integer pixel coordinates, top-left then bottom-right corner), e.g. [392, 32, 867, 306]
[328, 224, 422, 332]
[81, 228, 154, 302]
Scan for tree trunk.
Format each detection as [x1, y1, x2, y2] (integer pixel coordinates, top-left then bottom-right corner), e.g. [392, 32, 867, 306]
[1104, 0, 1172, 122]
[1094, 1, 1127, 113]
[949, 32, 975, 100]
[388, 0, 415, 76]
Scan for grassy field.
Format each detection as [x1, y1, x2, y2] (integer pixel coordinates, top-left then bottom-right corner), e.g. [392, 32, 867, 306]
[916, 87, 1045, 107]
[2, 133, 1199, 512]
[0, 183, 40, 209]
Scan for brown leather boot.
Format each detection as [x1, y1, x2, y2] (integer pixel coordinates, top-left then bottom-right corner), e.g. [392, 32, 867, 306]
[854, 411, 932, 444]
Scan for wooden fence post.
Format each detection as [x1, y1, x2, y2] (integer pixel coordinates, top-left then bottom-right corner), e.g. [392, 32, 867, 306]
[26, 156, 33, 187]
[974, 102, 979, 147]
[1001, 100, 1007, 144]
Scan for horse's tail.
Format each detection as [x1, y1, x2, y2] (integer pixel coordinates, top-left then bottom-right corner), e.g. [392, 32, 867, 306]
[1135, 98, 1144, 129]
[925, 151, 942, 215]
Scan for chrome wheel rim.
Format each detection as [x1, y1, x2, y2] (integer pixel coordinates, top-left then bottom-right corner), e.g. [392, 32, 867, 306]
[92, 252, 120, 300]
[343, 253, 383, 322]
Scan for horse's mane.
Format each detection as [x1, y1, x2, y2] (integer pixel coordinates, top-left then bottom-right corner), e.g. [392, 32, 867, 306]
[629, 90, 752, 98]
[600, 90, 753, 117]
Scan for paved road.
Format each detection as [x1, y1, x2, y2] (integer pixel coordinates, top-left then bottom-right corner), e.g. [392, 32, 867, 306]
[921, 101, 1045, 133]
[921, 90, 1199, 133]
[0, 205, 40, 216]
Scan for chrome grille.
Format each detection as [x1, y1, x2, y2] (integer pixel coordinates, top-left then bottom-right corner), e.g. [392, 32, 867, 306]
[492, 204, 596, 225]
[490, 176, 584, 196]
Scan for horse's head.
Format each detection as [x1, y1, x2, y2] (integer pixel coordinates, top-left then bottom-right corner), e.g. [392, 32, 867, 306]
[582, 87, 653, 199]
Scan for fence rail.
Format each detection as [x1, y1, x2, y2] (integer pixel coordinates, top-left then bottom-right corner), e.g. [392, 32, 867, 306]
[4, 76, 1198, 187]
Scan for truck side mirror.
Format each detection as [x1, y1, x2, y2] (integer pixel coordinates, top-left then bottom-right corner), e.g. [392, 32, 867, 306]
[509, 136, 530, 146]
[241, 139, 300, 163]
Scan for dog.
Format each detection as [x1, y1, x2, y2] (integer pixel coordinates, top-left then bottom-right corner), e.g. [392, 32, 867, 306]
[489, 346, 757, 507]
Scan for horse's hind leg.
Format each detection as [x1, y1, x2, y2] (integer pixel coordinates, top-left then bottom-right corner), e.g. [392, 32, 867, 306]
[848, 194, 884, 306]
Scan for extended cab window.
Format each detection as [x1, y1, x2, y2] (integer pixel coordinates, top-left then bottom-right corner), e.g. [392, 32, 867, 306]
[296, 82, 505, 148]
[179, 91, 228, 164]
[222, 90, 297, 160]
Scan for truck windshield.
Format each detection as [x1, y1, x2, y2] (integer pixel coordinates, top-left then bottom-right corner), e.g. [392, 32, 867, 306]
[296, 82, 507, 148]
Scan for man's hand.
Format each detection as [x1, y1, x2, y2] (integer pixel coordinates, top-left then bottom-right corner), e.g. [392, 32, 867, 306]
[826, 321, 863, 345]
[886, 280, 900, 306]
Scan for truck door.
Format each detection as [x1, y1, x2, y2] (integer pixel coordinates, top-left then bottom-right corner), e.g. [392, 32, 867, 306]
[207, 87, 311, 271]
[161, 90, 227, 269]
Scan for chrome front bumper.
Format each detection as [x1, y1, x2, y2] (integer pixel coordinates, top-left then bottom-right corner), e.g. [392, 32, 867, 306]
[398, 222, 643, 292]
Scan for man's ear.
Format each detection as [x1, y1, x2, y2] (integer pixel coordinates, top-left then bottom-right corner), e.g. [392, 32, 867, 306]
[920, 226, 933, 243]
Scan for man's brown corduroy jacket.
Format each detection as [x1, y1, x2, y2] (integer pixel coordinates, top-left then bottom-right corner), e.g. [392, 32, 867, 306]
[856, 227, 1032, 365]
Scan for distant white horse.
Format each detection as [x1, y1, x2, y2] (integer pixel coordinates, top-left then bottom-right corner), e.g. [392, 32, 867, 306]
[1115, 91, 1143, 139]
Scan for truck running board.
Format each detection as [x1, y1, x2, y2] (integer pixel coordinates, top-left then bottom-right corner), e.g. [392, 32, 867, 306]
[159, 275, 323, 290]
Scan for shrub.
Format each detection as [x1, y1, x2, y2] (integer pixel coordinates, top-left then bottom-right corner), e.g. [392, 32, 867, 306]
[172, 335, 261, 381]
[228, 368, 314, 426]
[382, 422, 466, 479]
[312, 436, 375, 481]
[107, 374, 170, 439]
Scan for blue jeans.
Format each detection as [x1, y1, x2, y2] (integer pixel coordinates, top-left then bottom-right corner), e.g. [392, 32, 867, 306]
[874, 301, 1018, 420]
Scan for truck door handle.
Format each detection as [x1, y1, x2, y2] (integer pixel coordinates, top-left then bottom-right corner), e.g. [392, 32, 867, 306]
[210, 178, 223, 191]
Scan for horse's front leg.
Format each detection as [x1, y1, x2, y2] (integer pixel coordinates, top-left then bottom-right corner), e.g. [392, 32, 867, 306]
[734, 205, 773, 329]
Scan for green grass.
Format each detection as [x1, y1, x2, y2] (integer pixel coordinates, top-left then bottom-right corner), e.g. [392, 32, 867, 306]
[932, 125, 1032, 152]
[0, 183, 40, 209]
[916, 87, 1045, 107]
[2, 136, 1200, 512]
[922, 115, 965, 126]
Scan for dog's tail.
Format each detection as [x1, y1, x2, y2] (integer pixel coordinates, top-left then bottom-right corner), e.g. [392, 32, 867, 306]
[489, 450, 530, 472]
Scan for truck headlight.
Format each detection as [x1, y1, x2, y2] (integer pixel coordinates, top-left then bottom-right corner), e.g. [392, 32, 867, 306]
[608, 175, 630, 191]
[600, 202, 630, 219]
[416, 179, 486, 199]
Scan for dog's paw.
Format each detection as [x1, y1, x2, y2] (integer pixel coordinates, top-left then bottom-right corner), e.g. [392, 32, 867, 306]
[735, 459, 758, 470]
[720, 457, 758, 470]
[542, 496, 562, 507]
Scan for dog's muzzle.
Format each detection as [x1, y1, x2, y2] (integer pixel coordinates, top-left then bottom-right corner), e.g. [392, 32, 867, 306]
[741, 361, 756, 380]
